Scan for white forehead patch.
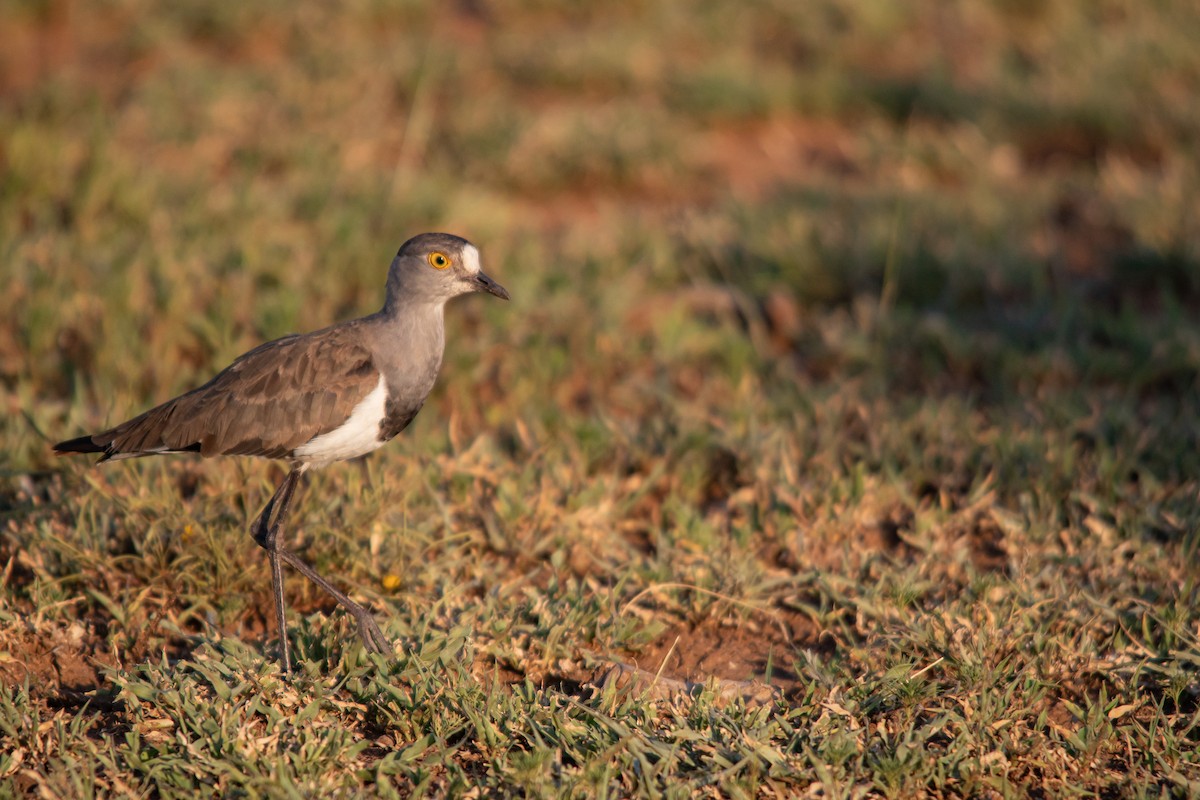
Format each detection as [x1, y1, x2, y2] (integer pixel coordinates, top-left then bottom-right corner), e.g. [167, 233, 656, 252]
[460, 244, 481, 275]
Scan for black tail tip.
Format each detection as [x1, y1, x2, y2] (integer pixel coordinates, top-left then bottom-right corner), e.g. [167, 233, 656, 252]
[53, 435, 105, 456]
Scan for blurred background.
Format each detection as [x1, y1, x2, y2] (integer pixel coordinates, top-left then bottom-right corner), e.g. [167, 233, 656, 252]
[3, 0, 1200, 793]
[4, 0, 1198, 429]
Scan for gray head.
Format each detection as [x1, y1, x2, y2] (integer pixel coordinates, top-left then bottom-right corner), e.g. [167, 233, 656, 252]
[384, 233, 509, 311]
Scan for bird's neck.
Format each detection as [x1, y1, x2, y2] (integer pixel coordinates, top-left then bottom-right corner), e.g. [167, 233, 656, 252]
[373, 298, 446, 367]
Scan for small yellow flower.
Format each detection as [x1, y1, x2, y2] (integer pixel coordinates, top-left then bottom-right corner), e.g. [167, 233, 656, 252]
[381, 573, 402, 591]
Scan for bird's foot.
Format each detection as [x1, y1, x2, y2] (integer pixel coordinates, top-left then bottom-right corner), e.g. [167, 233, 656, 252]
[350, 608, 392, 657]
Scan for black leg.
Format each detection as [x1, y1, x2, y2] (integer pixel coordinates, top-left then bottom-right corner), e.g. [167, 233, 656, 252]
[251, 466, 392, 670]
[277, 551, 391, 656]
[251, 468, 303, 672]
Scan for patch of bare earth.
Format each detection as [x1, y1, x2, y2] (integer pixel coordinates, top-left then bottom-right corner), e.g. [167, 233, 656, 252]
[0, 618, 118, 714]
[473, 599, 825, 708]
[610, 607, 822, 703]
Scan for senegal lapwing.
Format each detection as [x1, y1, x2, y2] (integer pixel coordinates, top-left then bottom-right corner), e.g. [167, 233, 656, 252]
[55, 232, 509, 671]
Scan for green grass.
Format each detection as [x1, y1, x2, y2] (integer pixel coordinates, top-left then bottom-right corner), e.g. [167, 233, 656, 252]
[3, 0, 1200, 796]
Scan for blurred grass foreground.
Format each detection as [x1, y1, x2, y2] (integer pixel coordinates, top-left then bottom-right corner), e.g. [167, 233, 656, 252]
[2, 0, 1200, 796]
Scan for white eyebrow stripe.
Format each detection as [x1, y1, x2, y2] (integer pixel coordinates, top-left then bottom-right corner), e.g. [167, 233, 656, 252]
[461, 244, 481, 274]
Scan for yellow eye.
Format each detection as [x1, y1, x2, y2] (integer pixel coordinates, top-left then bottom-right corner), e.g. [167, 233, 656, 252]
[428, 252, 451, 269]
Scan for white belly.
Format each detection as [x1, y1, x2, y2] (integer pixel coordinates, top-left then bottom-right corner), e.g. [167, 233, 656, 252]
[294, 376, 388, 467]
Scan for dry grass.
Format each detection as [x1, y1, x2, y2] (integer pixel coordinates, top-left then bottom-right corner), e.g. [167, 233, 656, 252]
[3, 0, 1200, 796]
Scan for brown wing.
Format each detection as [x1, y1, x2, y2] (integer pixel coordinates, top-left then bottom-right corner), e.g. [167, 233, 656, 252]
[65, 325, 379, 462]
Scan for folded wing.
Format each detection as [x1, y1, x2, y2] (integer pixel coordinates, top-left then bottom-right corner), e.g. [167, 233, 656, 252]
[55, 326, 380, 462]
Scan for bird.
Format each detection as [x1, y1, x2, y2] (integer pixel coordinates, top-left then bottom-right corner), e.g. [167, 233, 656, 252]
[54, 232, 509, 672]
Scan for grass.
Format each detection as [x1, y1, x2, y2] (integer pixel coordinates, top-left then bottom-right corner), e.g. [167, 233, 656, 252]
[2, 0, 1200, 796]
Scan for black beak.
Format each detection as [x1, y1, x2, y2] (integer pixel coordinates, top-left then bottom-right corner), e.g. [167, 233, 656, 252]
[473, 271, 510, 300]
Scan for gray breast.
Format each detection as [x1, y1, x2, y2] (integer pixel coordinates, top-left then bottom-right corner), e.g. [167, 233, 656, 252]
[379, 351, 442, 441]
[367, 299, 447, 443]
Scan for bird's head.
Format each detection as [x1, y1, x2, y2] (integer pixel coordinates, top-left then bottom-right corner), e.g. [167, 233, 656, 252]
[386, 232, 509, 308]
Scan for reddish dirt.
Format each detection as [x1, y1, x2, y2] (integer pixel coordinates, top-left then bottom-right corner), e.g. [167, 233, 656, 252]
[0, 620, 115, 698]
[470, 602, 826, 707]
[625, 607, 823, 692]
